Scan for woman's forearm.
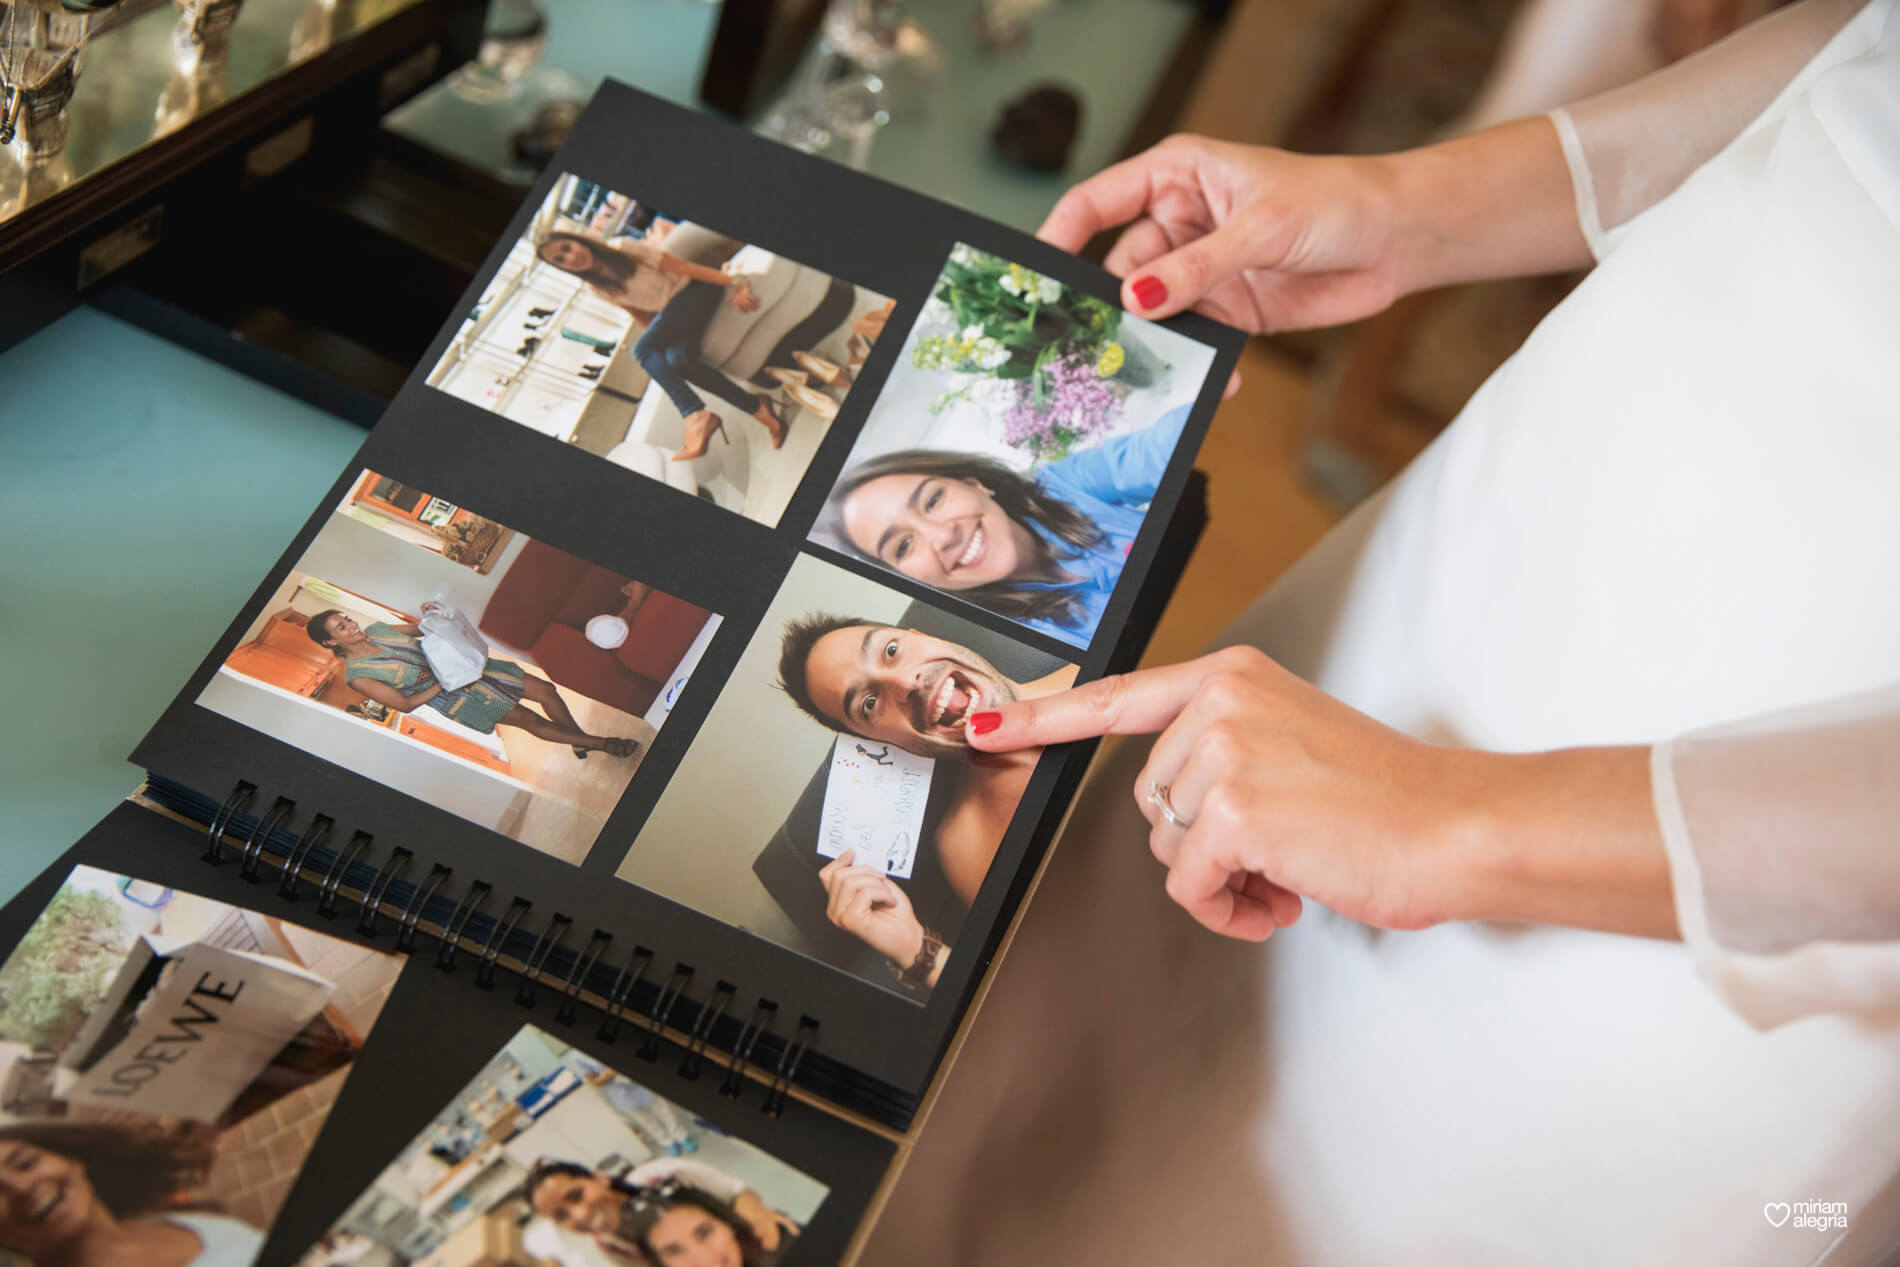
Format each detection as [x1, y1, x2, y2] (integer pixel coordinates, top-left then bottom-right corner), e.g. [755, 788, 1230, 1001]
[1445, 745, 1680, 939]
[1384, 116, 1593, 296]
[657, 253, 734, 286]
[1390, 0, 1863, 289]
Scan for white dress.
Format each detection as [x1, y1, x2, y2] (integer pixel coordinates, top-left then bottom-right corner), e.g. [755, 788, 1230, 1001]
[864, 3, 1900, 1264]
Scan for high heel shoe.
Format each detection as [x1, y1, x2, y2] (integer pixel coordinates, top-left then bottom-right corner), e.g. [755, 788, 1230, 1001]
[783, 380, 840, 422]
[672, 410, 729, 461]
[793, 350, 851, 389]
[752, 398, 789, 448]
[764, 367, 808, 391]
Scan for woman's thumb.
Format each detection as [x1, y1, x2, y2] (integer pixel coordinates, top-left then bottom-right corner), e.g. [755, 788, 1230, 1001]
[1119, 217, 1256, 320]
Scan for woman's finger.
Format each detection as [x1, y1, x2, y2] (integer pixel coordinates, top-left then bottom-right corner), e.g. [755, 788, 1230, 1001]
[1249, 871, 1304, 927]
[1138, 746, 1217, 870]
[1102, 216, 1177, 280]
[966, 657, 1222, 751]
[1165, 830, 1281, 941]
[1120, 215, 1263, 321]
[1036, 150, 1170, 252]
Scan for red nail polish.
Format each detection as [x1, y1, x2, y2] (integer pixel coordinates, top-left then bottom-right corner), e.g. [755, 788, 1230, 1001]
[970, 711, 1002, 736]
[1131, 275, 1169, 311]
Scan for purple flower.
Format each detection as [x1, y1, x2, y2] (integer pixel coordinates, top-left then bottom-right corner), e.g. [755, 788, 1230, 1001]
[998, 351, 1127, 457]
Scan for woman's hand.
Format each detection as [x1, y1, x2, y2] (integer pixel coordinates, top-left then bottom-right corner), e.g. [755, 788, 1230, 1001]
[732, 1193, 800, 1251]
[725, 276, 761, 313]
[818, 851, 925, 963]
[1039, 136, 1410, 336]
[1037, 121, 1588, 338]
[966, 646, 1676, 941]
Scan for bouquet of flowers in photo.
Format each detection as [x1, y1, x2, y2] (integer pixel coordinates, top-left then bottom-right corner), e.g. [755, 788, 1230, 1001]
[913, 245, 1151, 459]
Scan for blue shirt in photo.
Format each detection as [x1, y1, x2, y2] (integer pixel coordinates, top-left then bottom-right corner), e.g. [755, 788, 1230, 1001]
[1018, 402, 1192, 649]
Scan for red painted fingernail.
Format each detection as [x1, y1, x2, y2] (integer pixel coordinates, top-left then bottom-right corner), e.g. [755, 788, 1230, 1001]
[970, 711, 1002, 736]
[1131, 275, 1169, 311]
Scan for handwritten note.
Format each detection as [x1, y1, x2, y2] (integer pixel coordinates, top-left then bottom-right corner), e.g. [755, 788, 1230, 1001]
[817, 734, 934, 879]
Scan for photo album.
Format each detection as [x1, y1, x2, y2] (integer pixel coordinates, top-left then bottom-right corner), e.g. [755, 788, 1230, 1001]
[2, 83, 1242, 1265]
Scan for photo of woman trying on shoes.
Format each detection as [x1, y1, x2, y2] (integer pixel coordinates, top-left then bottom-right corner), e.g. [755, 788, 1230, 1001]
[426, 175, 895, 527]
[536, 231, 792, 457]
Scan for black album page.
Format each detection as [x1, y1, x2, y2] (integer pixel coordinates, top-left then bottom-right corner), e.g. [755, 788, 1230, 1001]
[132, 80, 1244, 1100]
[0, 802, 893, 1267]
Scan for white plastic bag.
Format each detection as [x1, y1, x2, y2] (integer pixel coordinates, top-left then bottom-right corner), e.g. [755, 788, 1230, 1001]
[417, 600, 488, 691]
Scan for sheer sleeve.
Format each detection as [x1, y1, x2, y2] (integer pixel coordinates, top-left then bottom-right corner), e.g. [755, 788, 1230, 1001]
[1651, 683, 1900, 1029]
[1546, 0, 1880, 258]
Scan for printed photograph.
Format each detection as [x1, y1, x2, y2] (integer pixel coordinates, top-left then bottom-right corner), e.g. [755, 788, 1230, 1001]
[426, 173, 896, 527]
[197, 470, 719, 864]
[620, 555, 1076, 999]
[0, 866, 403, 1267]
[300, 1024, 826, 1267]
[808, 243, 1216, 649]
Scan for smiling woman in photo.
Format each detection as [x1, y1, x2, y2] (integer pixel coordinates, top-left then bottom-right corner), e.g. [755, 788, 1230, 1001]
[622, 1185, 794, 1267]
[826, 402, 1191, 648]
[0, 1123, 259, 1267]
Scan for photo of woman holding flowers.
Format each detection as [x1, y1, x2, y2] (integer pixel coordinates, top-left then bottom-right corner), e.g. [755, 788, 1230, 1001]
[811, 244, 1215, 648]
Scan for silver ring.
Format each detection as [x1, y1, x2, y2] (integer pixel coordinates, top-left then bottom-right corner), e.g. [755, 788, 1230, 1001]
[1147, 779, 1193, 830]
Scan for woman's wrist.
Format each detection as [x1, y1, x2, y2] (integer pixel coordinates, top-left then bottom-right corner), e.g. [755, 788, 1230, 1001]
[1439, 746, 1679, 939]
[1385, 115, 1592, 296]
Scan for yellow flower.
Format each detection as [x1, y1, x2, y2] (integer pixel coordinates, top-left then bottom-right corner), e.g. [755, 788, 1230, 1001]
[1094, 342, 1125, 377]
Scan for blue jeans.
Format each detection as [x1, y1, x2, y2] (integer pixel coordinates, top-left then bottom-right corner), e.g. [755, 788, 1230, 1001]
[633, 281, 761, 416]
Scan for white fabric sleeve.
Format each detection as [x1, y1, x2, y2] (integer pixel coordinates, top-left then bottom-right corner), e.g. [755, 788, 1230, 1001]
[1546, 0, 1877, 258]
[1652, 683, 1900, 1029]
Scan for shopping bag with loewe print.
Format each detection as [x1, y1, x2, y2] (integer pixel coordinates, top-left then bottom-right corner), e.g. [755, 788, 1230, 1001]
[57, 933, 336, 1122]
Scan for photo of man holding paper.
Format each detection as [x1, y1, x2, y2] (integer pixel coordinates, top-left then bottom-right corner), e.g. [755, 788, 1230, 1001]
[620, 555, 1073, 997]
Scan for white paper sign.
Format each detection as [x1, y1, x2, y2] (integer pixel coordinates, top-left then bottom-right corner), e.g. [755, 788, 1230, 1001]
[816, 734, 934, 879]
[59, 935, 335, 1123]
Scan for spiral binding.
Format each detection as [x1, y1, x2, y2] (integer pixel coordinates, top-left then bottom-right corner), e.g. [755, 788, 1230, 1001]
[396, 865, 453, 952]
[597, 946, 652, 1043]
[239, 797, 294, 881]
[356, 847, 413, 936]
[200, 781, 255, 864]
[278, 814, 333, 900]
[181, 781, 821, 1114]
[316, 831, 373, 918]
[678, 981, 735, 1081]
[557, 929, 612, 1026]
[514, 913, 572, 1008]
[763, 1016, 818, 1117]
[436, 880, 492, 971]
[640, 964, 694, 1062]
[720, 1000, 777, 1099]
[475, 897, 532, 990]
